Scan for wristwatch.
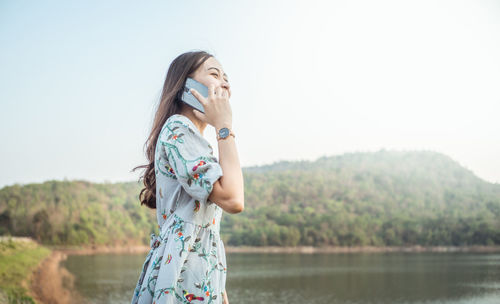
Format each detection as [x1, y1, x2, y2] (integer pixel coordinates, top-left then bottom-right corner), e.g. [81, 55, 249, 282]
[216, 127, 235, 141]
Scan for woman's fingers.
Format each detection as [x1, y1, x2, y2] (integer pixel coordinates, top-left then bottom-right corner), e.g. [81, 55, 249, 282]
[192, 83, 228, 108]
[208, 83, 215, 99]
[190, 88, 207, 106]
[216, 86, 226, 100]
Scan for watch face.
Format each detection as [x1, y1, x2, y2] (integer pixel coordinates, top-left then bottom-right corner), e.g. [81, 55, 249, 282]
[219, 127, 230, 138]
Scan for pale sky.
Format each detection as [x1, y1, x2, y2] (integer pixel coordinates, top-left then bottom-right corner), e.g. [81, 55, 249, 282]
[1, 0, 499, 188]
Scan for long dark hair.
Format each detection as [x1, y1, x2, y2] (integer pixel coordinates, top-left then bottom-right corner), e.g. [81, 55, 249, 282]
[132, 50, 214, 209]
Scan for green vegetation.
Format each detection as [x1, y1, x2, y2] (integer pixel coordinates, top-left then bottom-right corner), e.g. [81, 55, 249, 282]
[1, 150, 499, 248]
[0, 237, 51, 304]
[0, 180, 155, 247]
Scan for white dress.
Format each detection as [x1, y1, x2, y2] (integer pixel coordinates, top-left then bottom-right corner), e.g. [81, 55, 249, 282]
[131, 114, 227, 304]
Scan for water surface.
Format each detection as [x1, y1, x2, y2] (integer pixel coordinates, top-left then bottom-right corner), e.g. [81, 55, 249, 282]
[62, 251, 500, 303]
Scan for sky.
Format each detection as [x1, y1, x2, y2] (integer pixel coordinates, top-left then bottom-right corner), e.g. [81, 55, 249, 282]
[0, 0, 499, 188]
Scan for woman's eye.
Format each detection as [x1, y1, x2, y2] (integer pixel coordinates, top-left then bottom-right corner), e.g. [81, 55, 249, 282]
[211, 73, 219, 78]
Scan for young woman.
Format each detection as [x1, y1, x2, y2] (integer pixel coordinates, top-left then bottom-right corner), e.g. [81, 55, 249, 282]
[131, 50, 244, 304]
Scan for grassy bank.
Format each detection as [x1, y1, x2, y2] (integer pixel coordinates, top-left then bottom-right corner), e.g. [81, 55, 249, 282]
[0, 236, 51, 304]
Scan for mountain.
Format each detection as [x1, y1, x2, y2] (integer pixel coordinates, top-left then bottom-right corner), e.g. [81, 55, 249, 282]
[1, 149, 499, 247]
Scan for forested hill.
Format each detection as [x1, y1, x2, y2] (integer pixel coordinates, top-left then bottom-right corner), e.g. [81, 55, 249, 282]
[1, 150, 499, 247]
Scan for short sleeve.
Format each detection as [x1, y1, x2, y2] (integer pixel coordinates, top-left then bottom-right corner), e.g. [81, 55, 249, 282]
[159, 117, 223, 205]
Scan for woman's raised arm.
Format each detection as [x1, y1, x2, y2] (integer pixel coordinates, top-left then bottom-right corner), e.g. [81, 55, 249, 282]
[208, 122, 244, 214]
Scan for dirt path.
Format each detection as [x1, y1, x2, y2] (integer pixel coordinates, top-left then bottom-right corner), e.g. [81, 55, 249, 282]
[27, 244, 150, 304]
[28, 250, 88, 304]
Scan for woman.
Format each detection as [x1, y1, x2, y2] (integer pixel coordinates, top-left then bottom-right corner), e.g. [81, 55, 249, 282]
[131, 50, 244, 304]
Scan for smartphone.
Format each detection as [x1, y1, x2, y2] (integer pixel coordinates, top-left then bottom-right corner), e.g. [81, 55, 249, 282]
[181, 77, 209, 114]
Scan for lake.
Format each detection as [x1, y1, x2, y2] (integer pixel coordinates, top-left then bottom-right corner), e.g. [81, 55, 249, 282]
[62, 251, 500, 304]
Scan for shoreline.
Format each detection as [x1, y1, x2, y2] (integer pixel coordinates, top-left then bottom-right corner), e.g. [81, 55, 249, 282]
[50, 244, 500, 255]
[226, 244, 500, 253]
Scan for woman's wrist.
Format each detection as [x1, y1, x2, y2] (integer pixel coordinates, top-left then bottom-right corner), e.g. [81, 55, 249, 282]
[215, 122, 232, 130]
[216, 126, 235, 141]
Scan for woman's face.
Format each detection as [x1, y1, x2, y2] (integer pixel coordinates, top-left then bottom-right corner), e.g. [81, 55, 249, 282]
[191, 57, 231, 99]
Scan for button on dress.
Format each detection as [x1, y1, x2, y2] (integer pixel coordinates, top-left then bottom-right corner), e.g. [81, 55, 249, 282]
[131, 114, 227, 304]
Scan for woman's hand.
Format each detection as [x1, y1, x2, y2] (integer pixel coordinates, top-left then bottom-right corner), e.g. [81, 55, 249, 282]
[190, 83, 232, 130]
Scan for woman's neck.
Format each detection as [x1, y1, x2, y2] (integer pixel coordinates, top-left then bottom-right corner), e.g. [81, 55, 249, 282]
[179, 109, 206, 135]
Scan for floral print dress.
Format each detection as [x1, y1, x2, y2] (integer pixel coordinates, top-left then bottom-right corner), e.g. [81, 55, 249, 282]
[131, 114, 227, 304]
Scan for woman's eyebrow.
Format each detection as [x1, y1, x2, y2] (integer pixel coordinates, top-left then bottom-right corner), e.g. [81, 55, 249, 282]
[208, 67, 228, 79]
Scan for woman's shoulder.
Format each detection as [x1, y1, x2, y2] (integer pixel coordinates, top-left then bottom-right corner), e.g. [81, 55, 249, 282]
[161, 114, 209, 148]
[166, 114, 198, 131]
[162, 114, 193, 135]
[166, 114, 186, 126]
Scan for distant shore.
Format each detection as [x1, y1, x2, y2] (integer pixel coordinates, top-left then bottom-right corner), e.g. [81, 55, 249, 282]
[225, 244, 500, 253]
[50, 243, 500, 255]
